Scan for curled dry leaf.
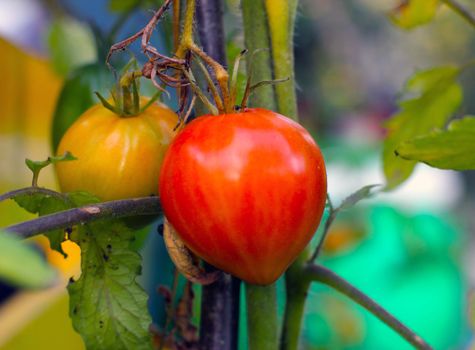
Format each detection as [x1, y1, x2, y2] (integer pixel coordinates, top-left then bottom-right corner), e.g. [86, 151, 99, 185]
[163, 219, 220, 285]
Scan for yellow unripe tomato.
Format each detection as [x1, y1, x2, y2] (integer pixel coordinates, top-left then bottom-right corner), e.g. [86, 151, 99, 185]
[56, 98, 178, 201]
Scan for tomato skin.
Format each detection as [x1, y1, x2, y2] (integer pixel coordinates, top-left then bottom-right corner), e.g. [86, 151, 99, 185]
[56, 99, 178, 201]
[159, 108, 327, 285]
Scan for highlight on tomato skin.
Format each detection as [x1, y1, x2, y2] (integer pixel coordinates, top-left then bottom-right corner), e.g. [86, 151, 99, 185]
[159, 108, 327, 285]
[55, 98, 179, 201]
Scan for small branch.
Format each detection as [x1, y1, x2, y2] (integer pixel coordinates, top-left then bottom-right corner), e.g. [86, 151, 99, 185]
[305, 264, 433, 350]
[309, 195, 336, 262]
[441, 0, 475, 29]
[310, 185, 381, 263]
[5, 197, 162, 239]
[0, 187, 65, 203]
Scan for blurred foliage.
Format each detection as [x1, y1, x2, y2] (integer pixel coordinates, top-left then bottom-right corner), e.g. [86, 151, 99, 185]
[383, 66, 462, 189]
[0, 238, 82, 347]
[1, 292, 84, 350]
[396, 116, 475, 170]
[47, 18, 97, 76]
[51, 63, 114, 152]
[389, 0, 440, 29]
[109, 0, 142, 12]
[0, 231, 56, 289]
[108, 0, 165, 13]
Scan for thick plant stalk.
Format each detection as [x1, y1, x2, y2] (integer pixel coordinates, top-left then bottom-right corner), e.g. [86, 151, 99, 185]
[264, 0, 299, 120]
[199, 274, 240, 350]
[196, 0, 226, 66]
[245, 284, 278, 350]
[246, 1, 305, 349]
[195, 1, 240, 349]
[265, 2, 311, 348]
[280, 254, 309, 350]
[242, 1, 279, 349]
[248, 1, 319, 349]
[242, 0, 276, 111]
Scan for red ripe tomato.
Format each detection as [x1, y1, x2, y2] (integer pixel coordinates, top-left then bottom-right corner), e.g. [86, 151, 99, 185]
[159, 108, 327, 285]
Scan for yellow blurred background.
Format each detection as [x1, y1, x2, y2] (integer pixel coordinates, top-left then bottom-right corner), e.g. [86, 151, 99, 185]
[0, 38, 84, 350]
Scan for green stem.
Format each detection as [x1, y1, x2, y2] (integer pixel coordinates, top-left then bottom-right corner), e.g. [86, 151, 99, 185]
[280, 253, 310, 350]
[31, 171, 40, 187]
[242, 0, 276, 111]
[0, 187, 65, 203]
[253, 1, 307, 349]
[176, 0, 196, 58]
[264, 0, 299, 120]
[242, 1, 279, 349]
[245, 284, 278, 350]
[309, 196, 336, 262]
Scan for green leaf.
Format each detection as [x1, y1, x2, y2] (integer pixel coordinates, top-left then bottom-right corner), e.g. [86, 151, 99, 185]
[13, 191, 70, 256]
[51, 63, 114, 152]
[338, 185, 381, 211]
[26, 152, 77, 187]
[383, 66, 462, 189]
[11, 189, 100, 256]
[47, 17, 97, 76]
[389, 0, 440, 29]
[0, 231, 57, 289]
[67, 191, 101, 207]
[68, 220, 152, 350]
[396, 117, 475, 170]
[13, 191, 64, 215]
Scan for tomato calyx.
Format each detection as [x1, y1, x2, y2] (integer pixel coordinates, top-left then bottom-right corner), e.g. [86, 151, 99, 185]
[94, 64, 163, 118]
[181, 48, 290, 116]
[104, 1, 290, 121]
